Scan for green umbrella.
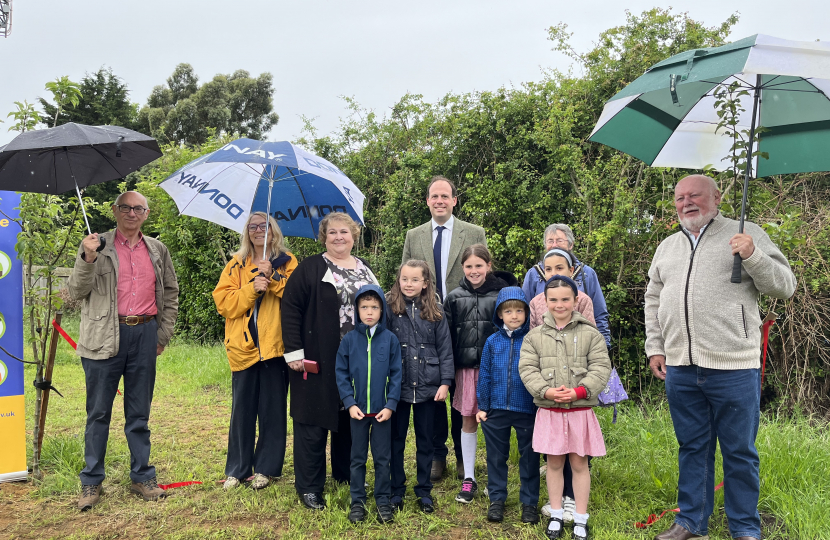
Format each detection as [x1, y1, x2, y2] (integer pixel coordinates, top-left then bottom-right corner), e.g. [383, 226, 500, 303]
[588, 34, 830, 282]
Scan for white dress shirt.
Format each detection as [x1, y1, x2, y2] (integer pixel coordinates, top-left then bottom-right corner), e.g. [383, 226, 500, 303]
[431, 215, 454, 298]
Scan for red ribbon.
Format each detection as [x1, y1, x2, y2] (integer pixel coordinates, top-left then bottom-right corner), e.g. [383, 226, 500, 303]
[52, 318, 121, 396]
[159, 481, 202, 490]
[52, 319, 77, 350]
[635, 482, 723, 528]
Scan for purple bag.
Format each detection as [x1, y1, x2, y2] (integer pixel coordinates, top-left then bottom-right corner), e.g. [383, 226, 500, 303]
[597, 368, 628, 423]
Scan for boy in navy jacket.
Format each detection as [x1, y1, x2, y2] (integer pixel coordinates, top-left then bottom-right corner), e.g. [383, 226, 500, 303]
[476, 287, 540, 524]
[335, 285, 402, 524]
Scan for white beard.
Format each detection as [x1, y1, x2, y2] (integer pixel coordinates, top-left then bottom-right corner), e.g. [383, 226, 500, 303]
[679, 208, 718, 232]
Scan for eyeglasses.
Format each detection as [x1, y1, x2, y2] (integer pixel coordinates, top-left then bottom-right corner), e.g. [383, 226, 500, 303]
[247, 223, 269, 232]
[115, 205, 147, 215]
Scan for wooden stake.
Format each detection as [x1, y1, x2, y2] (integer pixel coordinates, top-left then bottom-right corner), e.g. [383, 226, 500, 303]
[37, 311, 62, 459]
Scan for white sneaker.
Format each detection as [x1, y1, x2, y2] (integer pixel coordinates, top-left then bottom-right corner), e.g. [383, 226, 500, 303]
[541, 503, 552, 517]
[563, 496, 575, 523]
[251, 473, 271, 490]
[539, 465, 546, 477]
[223, 476, 241, 490]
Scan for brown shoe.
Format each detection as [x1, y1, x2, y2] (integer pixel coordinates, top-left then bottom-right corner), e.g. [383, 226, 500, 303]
[429, 460, 446, 482]
[78, 484, 102, 511]
[130, 477, 168, 501]
[654, 523, 708, 540]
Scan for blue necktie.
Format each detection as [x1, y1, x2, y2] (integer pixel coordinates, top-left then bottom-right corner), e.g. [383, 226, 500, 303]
[433, 226, 446, 300]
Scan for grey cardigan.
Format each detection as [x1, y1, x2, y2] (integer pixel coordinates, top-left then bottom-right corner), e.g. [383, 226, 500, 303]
[644, 213, 796, 369]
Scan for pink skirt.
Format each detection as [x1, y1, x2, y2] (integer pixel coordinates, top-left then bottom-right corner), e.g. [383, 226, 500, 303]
[452, 367, 479, 416]
[532, 408, 606, 457]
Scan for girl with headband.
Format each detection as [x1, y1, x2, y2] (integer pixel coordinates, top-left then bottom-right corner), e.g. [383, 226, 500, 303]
[518, 275, 611, 540]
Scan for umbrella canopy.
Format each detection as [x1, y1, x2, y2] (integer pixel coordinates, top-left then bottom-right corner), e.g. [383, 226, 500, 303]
[589, 34, 830, 177]
[159, 138, 365, 240]
[0, 123, 162, 193]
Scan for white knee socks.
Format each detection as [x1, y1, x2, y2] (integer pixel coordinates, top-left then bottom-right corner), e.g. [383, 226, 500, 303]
[460, 431, 477, 480]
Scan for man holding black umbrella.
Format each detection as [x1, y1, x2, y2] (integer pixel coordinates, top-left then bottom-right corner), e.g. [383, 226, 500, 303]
[645, 175, 795, 540]
[68, 191, 179, 511]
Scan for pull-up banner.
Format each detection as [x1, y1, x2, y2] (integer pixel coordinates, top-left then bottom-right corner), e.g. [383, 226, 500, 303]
[0, 191, 26, 483]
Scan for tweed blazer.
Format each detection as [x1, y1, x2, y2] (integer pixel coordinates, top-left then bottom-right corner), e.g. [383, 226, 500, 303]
[401, 217, 487, 297]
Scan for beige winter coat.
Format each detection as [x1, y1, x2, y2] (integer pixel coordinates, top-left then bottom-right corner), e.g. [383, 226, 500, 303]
[68, 229, 179, 360]
[519, 311, 611, 408]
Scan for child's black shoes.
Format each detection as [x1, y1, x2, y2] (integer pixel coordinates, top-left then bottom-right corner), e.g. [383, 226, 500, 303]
[348, 503, 367, 523]
[487, 500, 505, 522]
[521, 504, 540, 524]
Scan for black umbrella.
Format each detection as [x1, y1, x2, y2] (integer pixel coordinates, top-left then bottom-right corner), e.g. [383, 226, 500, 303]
[0, 123, 162, 249]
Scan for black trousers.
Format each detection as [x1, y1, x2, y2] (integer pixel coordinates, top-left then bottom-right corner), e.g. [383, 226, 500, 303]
[80, 320, 158, 485]
[293, 409, 351, 494]
[480, 409, 539, 505]
[391, 400, 435, 499]
[432, 381, 462, 462]
[350, 416, 392, 505]
[225, 358, 289, 479]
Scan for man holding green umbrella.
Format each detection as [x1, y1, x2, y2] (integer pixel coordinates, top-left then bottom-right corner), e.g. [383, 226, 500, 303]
[644, 174, 795, 540]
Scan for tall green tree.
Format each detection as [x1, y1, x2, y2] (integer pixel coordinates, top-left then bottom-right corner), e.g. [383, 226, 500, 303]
[137, 63, 279, 145]
[38, 69, 142, 233]
[38, 67, 139, 130]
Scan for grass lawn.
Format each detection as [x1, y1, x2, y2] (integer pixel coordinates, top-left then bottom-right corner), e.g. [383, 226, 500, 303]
[2, 315, 828, 539]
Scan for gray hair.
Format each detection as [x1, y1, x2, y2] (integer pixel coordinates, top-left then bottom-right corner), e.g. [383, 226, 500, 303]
[675, 174, 720, 195]
[543, 224, 575, 249]
[113, 191, 149, 209]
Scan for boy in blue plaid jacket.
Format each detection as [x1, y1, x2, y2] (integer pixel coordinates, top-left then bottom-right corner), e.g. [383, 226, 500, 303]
[476, 287, 540, 524]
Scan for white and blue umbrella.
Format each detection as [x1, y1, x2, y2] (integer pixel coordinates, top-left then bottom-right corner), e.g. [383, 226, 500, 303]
[160, 138, 364, 246]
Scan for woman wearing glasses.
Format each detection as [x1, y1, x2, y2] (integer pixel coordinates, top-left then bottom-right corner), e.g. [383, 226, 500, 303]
[212, 212, 297, 490]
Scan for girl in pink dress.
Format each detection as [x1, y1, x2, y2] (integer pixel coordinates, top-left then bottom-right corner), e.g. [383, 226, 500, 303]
[518, 275, 611, 540]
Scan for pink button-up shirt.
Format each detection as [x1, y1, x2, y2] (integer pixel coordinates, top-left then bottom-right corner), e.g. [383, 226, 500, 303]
[114, 229, 157, 317]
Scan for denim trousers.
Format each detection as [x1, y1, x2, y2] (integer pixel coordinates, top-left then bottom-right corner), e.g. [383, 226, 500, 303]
[80, 320, 158, 485]
[665, 365, 761, 539]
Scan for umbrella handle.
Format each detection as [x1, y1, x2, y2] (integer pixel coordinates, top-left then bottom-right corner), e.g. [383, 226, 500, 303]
[97, 237, 106, 253]
[730, 253, 742, 284]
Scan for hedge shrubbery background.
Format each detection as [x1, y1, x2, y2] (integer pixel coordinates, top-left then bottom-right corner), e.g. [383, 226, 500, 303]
[106, 9, 827, 415]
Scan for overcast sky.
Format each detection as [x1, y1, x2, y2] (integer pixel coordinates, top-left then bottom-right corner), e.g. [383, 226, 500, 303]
[2, 0, 827, 147]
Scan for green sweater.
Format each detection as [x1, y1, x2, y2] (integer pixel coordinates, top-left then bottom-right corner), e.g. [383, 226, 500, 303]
[644, 213, 796, 370]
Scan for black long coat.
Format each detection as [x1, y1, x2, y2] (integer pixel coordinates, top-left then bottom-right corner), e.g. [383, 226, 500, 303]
[281, 253, 375, 432]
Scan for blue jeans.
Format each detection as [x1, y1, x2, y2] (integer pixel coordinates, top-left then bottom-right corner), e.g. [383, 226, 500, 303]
[665, 365, 761, 539]
[80, 320, 158, 485]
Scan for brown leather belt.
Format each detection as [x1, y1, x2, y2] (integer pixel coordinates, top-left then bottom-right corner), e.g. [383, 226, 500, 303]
[118, 315, 156, 326]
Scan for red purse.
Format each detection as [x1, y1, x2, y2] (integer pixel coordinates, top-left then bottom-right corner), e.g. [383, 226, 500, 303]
[302, 360, 319, 380]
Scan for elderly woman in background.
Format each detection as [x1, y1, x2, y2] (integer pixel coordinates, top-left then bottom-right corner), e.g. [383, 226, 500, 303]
[212, 212, 298, 490]
[281, 212, 379, 510]
[520, 224, 610, 348]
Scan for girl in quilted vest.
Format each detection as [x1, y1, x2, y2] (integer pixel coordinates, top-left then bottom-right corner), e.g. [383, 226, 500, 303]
[518, 276, 611, 540]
